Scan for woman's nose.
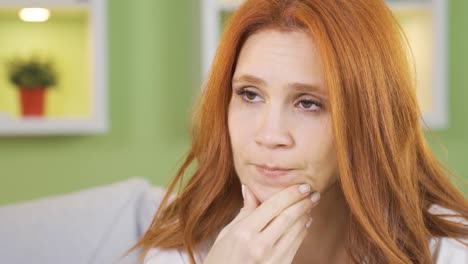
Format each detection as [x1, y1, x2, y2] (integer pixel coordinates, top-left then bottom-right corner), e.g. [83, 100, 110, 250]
[254, 107, 294, 149]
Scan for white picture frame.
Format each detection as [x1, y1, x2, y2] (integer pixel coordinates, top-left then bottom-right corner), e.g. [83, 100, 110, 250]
[0, 0, 108, 136]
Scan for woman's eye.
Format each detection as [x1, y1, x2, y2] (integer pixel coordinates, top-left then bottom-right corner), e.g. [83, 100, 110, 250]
[298, 99, 322, 112]
[235, 88, 262, 102]
[245, 91, 258, 101]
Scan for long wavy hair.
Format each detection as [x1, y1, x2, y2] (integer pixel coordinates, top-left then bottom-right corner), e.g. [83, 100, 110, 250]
[126, 0, 468, 263]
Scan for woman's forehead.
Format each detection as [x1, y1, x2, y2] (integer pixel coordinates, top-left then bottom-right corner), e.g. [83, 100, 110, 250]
[233, 29, 326, 95]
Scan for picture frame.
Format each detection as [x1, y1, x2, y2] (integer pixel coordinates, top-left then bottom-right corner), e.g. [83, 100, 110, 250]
[0, 0, 108, 135]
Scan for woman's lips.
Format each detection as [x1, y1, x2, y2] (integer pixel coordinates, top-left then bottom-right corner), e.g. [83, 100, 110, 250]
[255, 165, 294, 178]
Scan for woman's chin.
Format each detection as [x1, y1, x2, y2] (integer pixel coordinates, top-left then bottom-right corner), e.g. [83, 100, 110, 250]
[250, 182, 288, 204]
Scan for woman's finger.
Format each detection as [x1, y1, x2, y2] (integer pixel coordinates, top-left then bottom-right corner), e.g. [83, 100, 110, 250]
[268, 213, 311, 263]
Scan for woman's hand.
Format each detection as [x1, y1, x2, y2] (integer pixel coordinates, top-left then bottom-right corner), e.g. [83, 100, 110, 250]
[203, 183, 320, 264]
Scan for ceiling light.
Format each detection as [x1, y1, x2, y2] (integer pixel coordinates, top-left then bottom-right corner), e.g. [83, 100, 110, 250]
[19, 8, 50, 22]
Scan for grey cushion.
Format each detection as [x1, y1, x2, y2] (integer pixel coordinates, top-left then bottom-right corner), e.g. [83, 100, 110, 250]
[0, 177, 168, 264]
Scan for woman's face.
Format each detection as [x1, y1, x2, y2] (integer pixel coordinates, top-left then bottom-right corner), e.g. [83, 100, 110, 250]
[228, 29, 339, 203]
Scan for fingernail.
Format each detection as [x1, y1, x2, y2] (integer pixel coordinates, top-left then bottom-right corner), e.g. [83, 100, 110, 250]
[241, 184, 246, 199]
[310, 192, 321, 204]
[306, 217, 313, 228]
[298, 183, 311, 194]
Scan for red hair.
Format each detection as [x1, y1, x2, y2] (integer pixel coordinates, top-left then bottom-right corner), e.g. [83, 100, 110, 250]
[127, 0, 468, 263]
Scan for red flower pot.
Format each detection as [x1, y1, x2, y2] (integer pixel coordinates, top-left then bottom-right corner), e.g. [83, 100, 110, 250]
[18, 87, 46, 117]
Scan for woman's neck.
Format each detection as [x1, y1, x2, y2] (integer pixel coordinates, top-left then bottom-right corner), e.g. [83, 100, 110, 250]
[292, 182, 350, 264]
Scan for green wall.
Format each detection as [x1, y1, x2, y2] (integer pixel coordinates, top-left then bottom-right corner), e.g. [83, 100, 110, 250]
[0, 0, 201, 205]
[0, 0, 466, 205]
[426, 0, 468, 195]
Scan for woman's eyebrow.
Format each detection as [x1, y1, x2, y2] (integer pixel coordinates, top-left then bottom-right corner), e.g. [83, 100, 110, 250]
[232, 74, 327, 96]
[232, 74, 267, 86]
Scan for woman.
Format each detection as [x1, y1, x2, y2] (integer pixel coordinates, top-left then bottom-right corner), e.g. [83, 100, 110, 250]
[127, 0, 468, 263]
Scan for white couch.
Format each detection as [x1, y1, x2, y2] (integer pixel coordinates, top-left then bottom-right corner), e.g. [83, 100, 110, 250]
[0, 178, 167, 264]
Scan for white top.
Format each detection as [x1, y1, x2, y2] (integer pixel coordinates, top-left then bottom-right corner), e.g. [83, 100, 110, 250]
[143, 204, 468, 264]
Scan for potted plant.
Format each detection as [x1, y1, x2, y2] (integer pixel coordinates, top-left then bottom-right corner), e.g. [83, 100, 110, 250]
[6, 55, 57, 117]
